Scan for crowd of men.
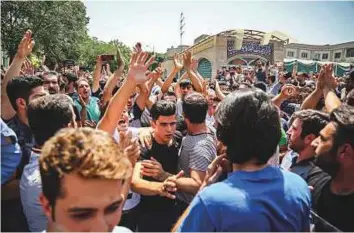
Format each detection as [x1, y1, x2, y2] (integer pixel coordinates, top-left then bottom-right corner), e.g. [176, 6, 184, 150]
[1, 30, 354, 232]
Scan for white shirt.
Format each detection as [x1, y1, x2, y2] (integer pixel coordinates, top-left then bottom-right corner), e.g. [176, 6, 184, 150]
[113, 128, 141, 211]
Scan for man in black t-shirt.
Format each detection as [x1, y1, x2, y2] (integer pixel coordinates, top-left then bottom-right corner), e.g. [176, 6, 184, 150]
[131, 100, 182, 232]
[309, 104, 354, 232]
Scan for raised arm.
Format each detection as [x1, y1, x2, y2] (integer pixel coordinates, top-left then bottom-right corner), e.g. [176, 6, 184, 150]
[92, 56, 103, 93]
[101, 48, 125, 105]
[183, 51, 203, 93]
[301, 69, 325, 110]
[1, 30, 34, 120]
[97, 49, 154, 135]
[322, 64, 341, 113]
[161, 55, 183, 93]
[272, 84, 297, 108]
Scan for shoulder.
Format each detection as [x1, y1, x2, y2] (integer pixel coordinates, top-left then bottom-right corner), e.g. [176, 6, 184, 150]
[280, 168, 311, 199]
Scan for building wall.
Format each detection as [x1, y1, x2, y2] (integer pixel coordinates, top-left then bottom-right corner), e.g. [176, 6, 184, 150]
[284, 41, 354, 63]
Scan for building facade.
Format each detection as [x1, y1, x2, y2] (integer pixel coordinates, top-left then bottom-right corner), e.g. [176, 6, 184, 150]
[163, 29, 288, 79]
[284, 41, 354, 63]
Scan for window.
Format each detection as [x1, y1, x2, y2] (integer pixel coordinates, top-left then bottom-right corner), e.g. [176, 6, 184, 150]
[334, 52, 341, 59]
[322, 53, 329, 60]
[314, 53, 320, 60]
[346, 48, 354, 57]
[287, 51, 294, 57]
[301, 52, 308, 58]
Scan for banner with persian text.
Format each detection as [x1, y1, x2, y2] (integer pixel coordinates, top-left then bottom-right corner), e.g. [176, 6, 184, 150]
[227, 40, 273, 62]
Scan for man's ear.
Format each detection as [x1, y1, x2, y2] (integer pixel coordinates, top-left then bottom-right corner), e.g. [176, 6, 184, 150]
[16, 98, 27, 110]
[39, 193, 53, 219]
[305, 134, 316, 146]
[151, 120, 156, 129]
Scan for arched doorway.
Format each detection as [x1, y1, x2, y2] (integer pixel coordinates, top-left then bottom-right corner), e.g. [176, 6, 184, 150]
[197, 58, 212, 79]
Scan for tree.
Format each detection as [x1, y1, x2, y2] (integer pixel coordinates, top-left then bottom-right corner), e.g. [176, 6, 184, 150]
[1, 1, 89, 67]
[77, 37, 132, 71]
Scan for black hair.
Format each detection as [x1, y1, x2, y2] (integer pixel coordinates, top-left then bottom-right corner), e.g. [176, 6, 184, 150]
[254, 81, 267, 92]
[182, 92, 208, 124]
[150, 100, 176, 121]
[162, 91, 177, 100]
[330, 104, 354, 148]
[62, 73, 78, 84]
[215, 88, 281, 165]
[27, 94, 74, 146]
[268, 75, 276, 83]
[289, 110, 330, 139]
[6, 76, 43, 111]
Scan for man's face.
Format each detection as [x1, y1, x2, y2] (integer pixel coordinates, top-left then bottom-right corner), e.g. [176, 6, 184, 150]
[311, 122, 340, 176]
[127, 94, 136, 111]
[163, 95, 177, 103]
[43, 75, 60, 94]
[152, 115, 177, 144]
[42, 174, 125, 232]
[77, 80, 91, 99]
[117, 107, 129, 132]
[180, 84, 192, 97]
[287, 118, 306, 153]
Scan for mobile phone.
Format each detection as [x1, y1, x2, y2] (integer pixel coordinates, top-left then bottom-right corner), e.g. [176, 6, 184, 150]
[101, 55, 115, 62]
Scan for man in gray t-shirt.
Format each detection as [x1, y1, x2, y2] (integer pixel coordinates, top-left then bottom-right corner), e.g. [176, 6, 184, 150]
[173, 93, 217, 208]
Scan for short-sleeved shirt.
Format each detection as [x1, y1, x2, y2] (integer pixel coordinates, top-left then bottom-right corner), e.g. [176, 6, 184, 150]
[177, 166, 311, 232]
[20, 150, 47, 232]
[1, 119, 22, 184]
[176, 126, 217, 204]
[139, 132, 183, 210]
[74, 96, 101, 123]
[3, 115, 34, 177]
[112, 128, 140, 211]
[307, 167, 354, 232]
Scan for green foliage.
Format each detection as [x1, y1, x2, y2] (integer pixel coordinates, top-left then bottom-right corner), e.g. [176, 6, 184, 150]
[77, 37, 131, 71]
[1, 1, 89, 68]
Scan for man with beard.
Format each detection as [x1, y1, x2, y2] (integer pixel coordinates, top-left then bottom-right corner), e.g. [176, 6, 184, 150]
[310, 104, 354, 232]
[74, 78, 101, 124]
[282, 110, 330, 180]
[41, 71, 60, 94]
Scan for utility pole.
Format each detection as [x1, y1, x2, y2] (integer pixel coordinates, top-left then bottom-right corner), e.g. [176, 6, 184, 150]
[180, 12, 185, 51]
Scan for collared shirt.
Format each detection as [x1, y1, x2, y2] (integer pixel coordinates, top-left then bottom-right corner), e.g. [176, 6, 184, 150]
[20, 150, 47, 232]
[1, 119, 22, 184]
[74, 96, 101, 123]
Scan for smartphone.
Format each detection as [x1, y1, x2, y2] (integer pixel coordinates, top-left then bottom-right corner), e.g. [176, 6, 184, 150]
[101, 55, 115, 62]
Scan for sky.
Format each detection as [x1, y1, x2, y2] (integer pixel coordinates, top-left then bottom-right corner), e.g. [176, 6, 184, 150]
[84, 1, 354, 53]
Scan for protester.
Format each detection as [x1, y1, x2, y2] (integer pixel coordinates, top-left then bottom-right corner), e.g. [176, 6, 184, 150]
[38, 128, 132, 232]
[309, 104, 354, 232]
[20, 94, 77, 232]
[174, 88, 311, 232]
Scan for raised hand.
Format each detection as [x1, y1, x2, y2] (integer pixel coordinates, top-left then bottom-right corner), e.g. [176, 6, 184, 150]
[323, 64, 337, 90]
[96, 55, 103, 67]
[280, 84, 297, 98]
[83, 120, 97, 128]
[173, 54, 183, 71]
[183, 51, 192, 70]
[148, 67, 164, 81]
[116, 48, 125, 71]
[128, 47, 155, 84]
[17, 30, 35, 59]
[200, 154, 229, 190]
[191, 58, 198, 71]
[78, 94, 87, 108]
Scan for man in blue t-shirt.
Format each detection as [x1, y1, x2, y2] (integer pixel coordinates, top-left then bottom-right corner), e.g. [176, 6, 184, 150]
[175, 88, 311, 232]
